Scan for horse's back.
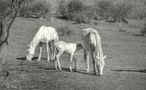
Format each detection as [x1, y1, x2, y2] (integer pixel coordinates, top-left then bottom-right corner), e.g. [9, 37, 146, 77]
[35, 26, 58, 42]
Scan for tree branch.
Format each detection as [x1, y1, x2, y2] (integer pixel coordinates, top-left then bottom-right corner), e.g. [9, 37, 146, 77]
[0, 0, 23, 46]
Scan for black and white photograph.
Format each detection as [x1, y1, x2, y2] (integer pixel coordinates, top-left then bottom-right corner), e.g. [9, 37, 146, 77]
[0, 0, 146, 90]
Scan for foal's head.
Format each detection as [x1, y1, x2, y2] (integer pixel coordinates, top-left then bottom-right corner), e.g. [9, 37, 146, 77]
[76, 43, 83, 51]
[26, 45, 35, 61]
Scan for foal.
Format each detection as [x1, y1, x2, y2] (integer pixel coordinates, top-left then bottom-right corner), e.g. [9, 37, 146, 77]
[54, 41, 83, 72]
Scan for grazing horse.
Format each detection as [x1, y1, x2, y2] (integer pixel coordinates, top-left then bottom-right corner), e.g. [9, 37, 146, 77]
[26, 25, 59, 61]
[81, 28, 106, 76]
[54, 41, 83, 71]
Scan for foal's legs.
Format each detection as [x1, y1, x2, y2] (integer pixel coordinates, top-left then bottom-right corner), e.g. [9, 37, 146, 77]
[56, 50, 63, 71]
[54, 56, 58, 71]
[69, 53, 74, 72]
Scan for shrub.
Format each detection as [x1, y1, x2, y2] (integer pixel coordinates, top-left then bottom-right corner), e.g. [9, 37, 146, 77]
[94, 0, 132, 22]
[66, 0, 85, 20]
[57, 0, 68, 18]
[57, 21, 72, 36]
[57, 0, 91, 23]
[111, 2, 132, 22]
[0, 0, 11, 16]
[141, 23, 146, 36]
[94, 0, 113, 19]
[19, 1, 51, 18]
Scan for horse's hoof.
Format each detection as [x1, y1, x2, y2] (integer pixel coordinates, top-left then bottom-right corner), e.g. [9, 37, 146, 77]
[37, 59, 40, 61]
[69, 68, 73, 72]
[55, 68, 59, 71]
[98, 73, 103, 76]
[93, 72, 98, 75]
[59, 69, 62, 71]
[86, 69, 89, 72]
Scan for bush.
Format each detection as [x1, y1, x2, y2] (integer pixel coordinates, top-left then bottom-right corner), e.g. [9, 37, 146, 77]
[58, 0, 91, 23]
[0, 0, 11, 16]
[66, 0, 85, 19]
[112, 2, 132, 22]
[141, 23, 146, 36]
[57, 0, 68, 18]
[57, 21, 72, 36]
[94, 0, 113, 19]
[94, 0, 132, 22]
[19, 1, 51, 18]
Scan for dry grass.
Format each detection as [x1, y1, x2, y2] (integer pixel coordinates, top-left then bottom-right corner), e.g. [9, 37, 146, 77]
[0, 16, 146, 90]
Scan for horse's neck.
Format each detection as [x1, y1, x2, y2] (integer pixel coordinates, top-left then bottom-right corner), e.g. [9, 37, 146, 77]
[96, 45, 104, 59]
[94, 33, 104, 59]
[30, 37, 40, 49]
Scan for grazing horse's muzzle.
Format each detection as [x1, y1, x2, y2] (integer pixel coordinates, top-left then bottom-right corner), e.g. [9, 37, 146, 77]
[26, 54, 33, 61]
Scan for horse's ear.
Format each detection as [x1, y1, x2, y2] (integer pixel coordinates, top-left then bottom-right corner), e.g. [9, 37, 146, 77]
[103, 55, 107, 59]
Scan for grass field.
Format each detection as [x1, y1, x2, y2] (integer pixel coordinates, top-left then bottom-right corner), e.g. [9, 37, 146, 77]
[0, 17, 146, 90]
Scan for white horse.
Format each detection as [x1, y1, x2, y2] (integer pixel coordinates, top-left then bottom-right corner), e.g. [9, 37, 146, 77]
[54, 41, 83, 72]
[26, 25, 59, 61]
[81, 28, 106, 76]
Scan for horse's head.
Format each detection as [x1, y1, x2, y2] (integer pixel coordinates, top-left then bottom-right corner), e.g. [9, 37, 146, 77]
[95, 55, 107, 76]
[26, 44, 35, 61]
[81, 28, 90, 37]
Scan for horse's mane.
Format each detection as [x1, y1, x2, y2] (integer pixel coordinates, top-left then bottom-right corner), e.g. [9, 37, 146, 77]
[89, 29, 104, 59]
[29, 26, 43, 49]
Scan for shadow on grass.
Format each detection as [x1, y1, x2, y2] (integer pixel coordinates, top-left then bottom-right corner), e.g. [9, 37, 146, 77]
[61, 67, 95, 75]
[41, 67, 56, 70]
[16, 56, 47, 61]
[77, 69, 96, 76]
[133, 34, 144, 37]
[16, 56, 27, 60]
[112, 69, 146, 73]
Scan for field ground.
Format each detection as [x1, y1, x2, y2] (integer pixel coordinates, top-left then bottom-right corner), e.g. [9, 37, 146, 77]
[0, 17, 146, 90]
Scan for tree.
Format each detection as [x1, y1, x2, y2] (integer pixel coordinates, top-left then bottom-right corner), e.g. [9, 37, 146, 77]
[0, 0, 32, 73]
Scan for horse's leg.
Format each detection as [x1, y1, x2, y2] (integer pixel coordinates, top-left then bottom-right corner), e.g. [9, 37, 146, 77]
[53, 39, 58, 61]
[54, 55, 58, 71]
[56, 50, 63, 71]
[46, 42, 50, 62]
[84, 51, 90, 72]
[69, 53, 74, 72]
[52, 41, 56, 61]
[37, 43, 43, 61]
[49, 42, 53, 61]
[73, 56, 77, 71]
[84, 50, 87, 62]
[91, 52, 97, 75]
